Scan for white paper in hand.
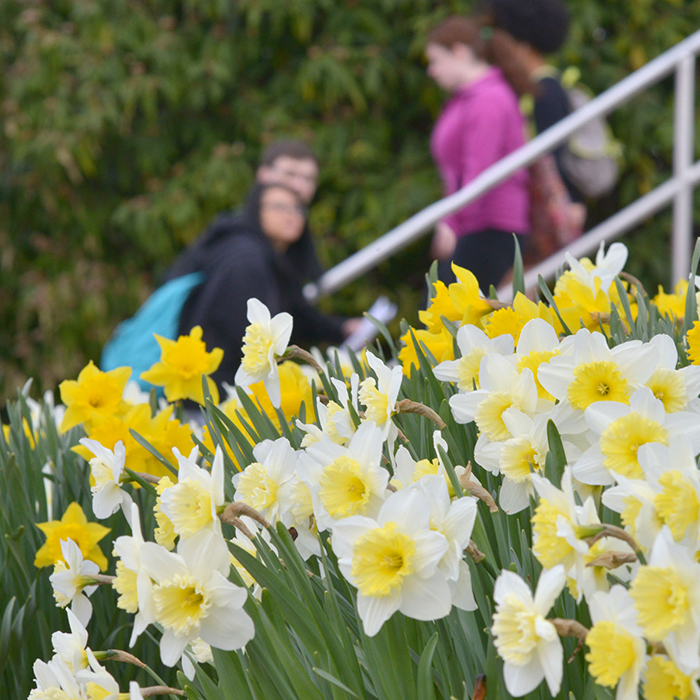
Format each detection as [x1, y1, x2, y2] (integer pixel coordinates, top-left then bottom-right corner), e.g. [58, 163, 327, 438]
[343, 296, 398, 353]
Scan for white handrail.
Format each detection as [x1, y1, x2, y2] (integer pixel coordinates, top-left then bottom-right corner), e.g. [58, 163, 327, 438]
[305, 28, 700, 302]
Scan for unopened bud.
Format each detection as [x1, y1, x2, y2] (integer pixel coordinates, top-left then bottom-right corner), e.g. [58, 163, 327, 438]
[459, 473, 498, 512]
[465, 539, 485, 563]
[586, 551, 637, 569]
[93, 649, 146, 668]
[394, 399, 446, 429]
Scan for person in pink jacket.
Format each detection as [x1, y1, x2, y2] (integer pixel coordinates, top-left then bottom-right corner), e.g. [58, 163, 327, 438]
[426, 15, 530, 292]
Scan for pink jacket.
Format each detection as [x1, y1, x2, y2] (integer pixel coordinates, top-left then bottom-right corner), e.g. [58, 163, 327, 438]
[431, 67, 530, 237]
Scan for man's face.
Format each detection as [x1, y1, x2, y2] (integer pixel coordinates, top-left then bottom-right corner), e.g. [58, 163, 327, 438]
[257, 156, 319, 205]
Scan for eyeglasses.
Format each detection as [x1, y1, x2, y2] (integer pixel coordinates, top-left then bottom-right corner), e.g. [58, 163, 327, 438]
[274, 167, 317, 184]
[261, 201, 307, 216]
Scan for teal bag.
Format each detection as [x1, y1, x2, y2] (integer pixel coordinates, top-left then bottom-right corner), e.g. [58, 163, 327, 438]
[101, 272, 204, 391]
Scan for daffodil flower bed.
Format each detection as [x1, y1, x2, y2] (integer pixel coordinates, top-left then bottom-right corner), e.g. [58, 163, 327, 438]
[6, 241, 700, 700]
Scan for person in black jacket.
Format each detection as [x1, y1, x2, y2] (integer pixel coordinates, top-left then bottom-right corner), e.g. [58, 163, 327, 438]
[166, 183, 351, 389]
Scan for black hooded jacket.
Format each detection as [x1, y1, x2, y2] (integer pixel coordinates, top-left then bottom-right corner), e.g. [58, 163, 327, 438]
[165, 184, 345, 388]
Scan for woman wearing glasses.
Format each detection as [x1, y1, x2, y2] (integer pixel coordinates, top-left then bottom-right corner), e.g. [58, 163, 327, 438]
[165, 183, 349, 388]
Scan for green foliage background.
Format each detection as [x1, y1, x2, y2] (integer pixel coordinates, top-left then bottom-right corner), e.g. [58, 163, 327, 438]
[1, 0, 699, 401]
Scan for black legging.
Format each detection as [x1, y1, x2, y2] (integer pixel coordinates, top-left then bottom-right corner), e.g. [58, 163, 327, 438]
[439, 229, 527, 294]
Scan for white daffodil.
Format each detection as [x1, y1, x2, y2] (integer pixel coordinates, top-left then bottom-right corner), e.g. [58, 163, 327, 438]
[642, 654, 700, 700]
[26, 386, 66, 434]
[298, 377, 357, 447]
[514, 318, 564, 402]
[79, 438, 131, 520]
[358, 351, 402, 434]
[530, 469, 599, 576]
[585, 584, 646, 700]
[567, 534, 636, 604]
[414, 475, 478, 610]
[51, 609, 89, 673]
[278, 473, 321, 560]
[130, 681, 145, 700]
[558, 241, 628, 295]
[311, 345, 357, 383]
[476, 405, 581, 514]
[160, 446, 225, 539]
[645, 333, 700, 413]
[538, 328, 658, 413]
[629, 527, 700, 674]
[601, 470, 661, 556]
[299, 420, 389, 532]
[181, 636, 215, 681]
[450, 353, 539, 441]
[491, 565, 566, 697]
[75, 649, 119, 700]
[434, 324, 514, 392]
[50, 539, 99, 627]
[573, 386, 700, 486]
[233, 437, 298, 524]
[122, 379, 163, 407]
[604, 436, 700, 554]
[139, 529, 254, 666]
[332, 487, 450, 636]
[642, 436, 700, 546]
[112, 503, 156, 647]
[234, 298, 293, 408]
[393, 431, 466, 498]
[29, 655, 83, 700]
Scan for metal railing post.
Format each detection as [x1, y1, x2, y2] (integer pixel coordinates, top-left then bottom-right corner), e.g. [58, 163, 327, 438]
[672, 55, 696, 286]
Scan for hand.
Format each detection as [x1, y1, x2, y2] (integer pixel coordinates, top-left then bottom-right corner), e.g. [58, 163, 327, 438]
[431, 222, 457, 261]
[341, 318, 364, 338]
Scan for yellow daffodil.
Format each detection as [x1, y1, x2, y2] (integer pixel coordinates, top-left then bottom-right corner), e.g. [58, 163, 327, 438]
[398, 327, 454, 377]
[419, 280, 462, 333]
[483, 293, 560, 344]
[59, 361, 131, 432]
[73, 404, 193, 481]
[153, 476, 177, 550]
[653, 279, 689, 322]
[200, 395, 255, 471]
[448, 264, 494, 327]
[202, 362, 313, 465]
[35, 502, 110, 571]
[687, 321, 700, 365]
[140, 326, 223, 405]
[249, 360, 315, 428]
[554, 272, 635, 334]
[2, 418, 36, 448]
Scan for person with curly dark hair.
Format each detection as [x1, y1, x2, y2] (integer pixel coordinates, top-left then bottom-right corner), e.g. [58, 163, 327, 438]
[474, 0, 582, 202]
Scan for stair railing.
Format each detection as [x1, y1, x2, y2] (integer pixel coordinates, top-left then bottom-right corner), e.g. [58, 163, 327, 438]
[303, 29, 700, 304]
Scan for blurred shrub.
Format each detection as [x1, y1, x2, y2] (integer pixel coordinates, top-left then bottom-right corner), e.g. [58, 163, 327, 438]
[1, 0, 698, 401]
